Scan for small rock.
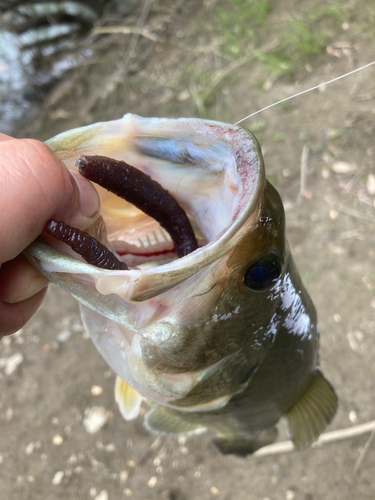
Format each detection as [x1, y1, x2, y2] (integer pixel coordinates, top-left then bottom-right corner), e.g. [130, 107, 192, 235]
[367, 174, 375, 195]
[72, 323, 84, 332]
[52, 471, 64, 485]
[91, 385, 103, 396]
[329, 244, 345, 255]
[67, 454, 77, 464]
[177, 90, 190, 102]
[5, 353, 23, 375]
[120, 471, 128, 484]
[89, 488, 97, 497]
[211, 486, 220, 496]
[148, 476, 157, 488]
[332, 162, 356, 174]
[83, 407, 108, 434]
[5, 408, 13, 421]
[178, 436, 187, 446]
[349, 410, 358, 423]
[333, 313, 342, 323]
[96, 442, 115, 452]
[329, 209, 338, 220]
[126, 460, 136, 468]
[285, 489, 295, 500]
[57, 330, 71, 343]
[25, 442, 39, 455]
[53, 435, 64, 446]
[94, 490, 108, 500]
[123, 489, 132, 497]
[347, 332, 363, 353]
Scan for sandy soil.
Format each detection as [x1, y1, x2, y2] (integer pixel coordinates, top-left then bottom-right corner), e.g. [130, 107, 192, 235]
[1, 1, 375, 499]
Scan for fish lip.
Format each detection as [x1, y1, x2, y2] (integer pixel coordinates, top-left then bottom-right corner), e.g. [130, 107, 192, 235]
[28, 116, 266, 302]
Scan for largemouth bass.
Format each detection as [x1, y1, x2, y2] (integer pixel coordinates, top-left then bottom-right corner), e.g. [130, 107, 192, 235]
[25, 114, 337, 456]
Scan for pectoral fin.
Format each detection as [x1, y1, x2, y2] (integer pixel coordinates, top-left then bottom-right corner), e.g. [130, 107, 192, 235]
[213, 427, 278, 457]
[145, 408, 207, 436]
[114, 376, 143, 421]
[284, 369, 338, 449]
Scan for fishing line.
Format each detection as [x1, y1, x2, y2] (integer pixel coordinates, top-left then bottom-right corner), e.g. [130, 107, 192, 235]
[235, 60, 375, 125]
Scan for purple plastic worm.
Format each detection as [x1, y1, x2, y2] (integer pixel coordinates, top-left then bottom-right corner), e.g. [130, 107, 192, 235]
[77, 155, 198, 258]
[44, 221, 129, 270]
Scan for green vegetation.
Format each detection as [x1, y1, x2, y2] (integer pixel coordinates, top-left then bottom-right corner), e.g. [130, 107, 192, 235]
[327, 129, 343, 140]
[274, 132, 286, 143]
[215, 0, 350, 79]
[248, 120, 266, 133]
[218, 0, 273, 56]
[167, 0, 375, 117]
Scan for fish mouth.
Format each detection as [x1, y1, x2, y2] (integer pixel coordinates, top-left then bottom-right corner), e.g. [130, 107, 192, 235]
[24, 115, 267, 405]
[27, 115, 266, 303]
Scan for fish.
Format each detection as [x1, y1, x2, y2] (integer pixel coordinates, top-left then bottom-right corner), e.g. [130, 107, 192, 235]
[25, 114, 338, 456]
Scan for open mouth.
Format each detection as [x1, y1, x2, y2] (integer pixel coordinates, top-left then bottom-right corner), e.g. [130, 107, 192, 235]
[45, 153, 203, 270]
[32, 115, 265, 303]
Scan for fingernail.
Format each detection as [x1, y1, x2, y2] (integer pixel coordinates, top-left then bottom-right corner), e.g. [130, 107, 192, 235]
[71, 171, 100, 218]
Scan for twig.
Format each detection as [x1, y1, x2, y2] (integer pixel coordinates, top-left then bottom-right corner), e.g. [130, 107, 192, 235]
[189, 83, 205, 116]
[342, 165, 366, 194]
[200, 38, 284, 108]
[91, 26, 158, 42]
[253, 420, 375, 458]
[79, 0, 155, 118]
[297, 144, 310, 202]
[324, 197, 375, 224]
[353, 429, 375, 474]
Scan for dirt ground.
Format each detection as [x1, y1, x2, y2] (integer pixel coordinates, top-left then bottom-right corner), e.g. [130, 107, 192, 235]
[1, 1, 375, 499]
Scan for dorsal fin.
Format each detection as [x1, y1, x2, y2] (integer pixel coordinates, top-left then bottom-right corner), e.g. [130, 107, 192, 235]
[145, 408, 207, 436]
[114, 376, 143, 421]
[284, 370, 338, 449]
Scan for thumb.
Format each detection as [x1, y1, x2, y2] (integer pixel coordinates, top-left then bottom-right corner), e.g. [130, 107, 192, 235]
[0, 137, 100, 264]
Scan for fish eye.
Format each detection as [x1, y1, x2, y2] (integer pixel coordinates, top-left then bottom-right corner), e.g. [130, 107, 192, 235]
[243, 252, 282, 291]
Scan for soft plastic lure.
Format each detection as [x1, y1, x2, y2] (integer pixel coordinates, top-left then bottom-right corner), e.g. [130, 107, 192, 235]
[45, 154, 198, 269]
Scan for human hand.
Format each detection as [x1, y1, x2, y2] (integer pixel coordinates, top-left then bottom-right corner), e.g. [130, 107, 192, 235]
[0, 133, 100, 337]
